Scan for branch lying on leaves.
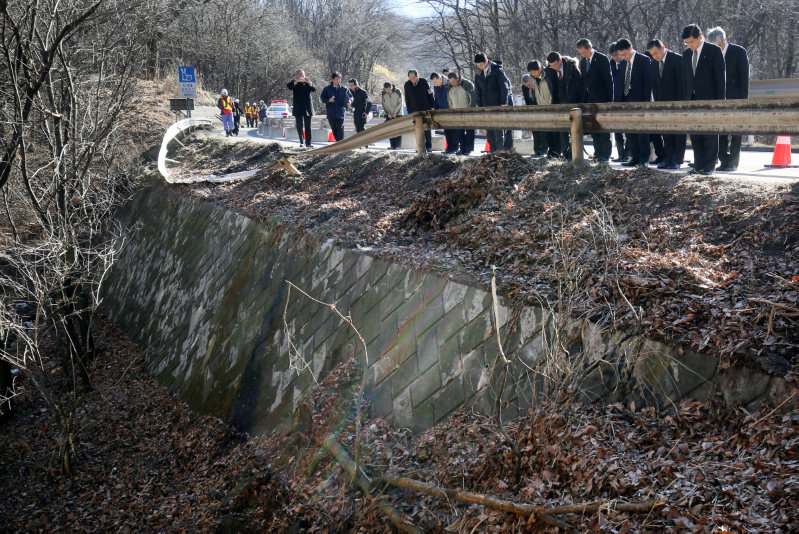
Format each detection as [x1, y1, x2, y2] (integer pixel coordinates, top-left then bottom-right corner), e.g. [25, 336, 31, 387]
[321, 433, 663, 534]
[379, 473, 666, 534]
[490, 266, 523, 486]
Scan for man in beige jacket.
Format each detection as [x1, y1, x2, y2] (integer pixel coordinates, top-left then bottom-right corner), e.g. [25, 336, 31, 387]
[381, 82, 404, 149]
[446, 72, 477, 155]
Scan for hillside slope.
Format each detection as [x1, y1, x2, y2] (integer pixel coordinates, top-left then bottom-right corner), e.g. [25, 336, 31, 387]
[169, 136, 799, 376]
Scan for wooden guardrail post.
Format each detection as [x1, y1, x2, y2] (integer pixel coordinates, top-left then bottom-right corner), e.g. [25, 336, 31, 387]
[414, 114, 426, 157]
[570, 108, 584, 169]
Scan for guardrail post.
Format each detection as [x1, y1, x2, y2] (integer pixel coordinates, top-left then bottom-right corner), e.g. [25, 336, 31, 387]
[570, 108, 584, 169]
[414, 114, 426, 157]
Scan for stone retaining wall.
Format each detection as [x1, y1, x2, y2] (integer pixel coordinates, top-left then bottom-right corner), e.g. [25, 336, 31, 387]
[102, 184, 793, 435]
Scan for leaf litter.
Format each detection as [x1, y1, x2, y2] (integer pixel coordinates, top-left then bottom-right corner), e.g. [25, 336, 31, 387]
[0, 321, 796, 532]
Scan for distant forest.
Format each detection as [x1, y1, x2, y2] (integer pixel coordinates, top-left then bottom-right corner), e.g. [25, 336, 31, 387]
[138, 0, 798, 102]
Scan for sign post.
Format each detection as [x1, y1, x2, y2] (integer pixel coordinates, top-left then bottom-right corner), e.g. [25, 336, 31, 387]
[178, 66, 196, 118]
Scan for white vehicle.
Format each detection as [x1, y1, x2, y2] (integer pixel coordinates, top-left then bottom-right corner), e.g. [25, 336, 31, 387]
[266, 100, 291, 118]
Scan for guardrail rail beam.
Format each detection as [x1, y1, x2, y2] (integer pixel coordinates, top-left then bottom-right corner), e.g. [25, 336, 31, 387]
[273, 98, 799, 171]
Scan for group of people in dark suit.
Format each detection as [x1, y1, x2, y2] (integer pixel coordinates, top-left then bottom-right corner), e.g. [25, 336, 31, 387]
[290, 25, 748, 175]
[521, 24, 749, 175]
[288, 70, 372, 145]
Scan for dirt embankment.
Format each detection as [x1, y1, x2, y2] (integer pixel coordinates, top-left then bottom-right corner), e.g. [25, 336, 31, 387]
[170, 136, 799, 376]
[2, 132, 797, 534]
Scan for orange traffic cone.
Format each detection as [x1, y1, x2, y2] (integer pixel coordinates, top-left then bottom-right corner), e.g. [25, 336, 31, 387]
[483, 139, 491, 152]
[444, 137, 448, 151]
[765, 136, 796, 168]
[328, 129, 335, 142]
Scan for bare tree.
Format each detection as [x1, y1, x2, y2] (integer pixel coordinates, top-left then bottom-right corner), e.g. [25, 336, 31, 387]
[160, 0, 314, 102]
[419, 0, 799, 88]
[0, 0, 143, 474]
[275, 0, 406, 93]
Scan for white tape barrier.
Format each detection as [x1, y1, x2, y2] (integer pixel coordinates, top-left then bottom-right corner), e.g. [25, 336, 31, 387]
[157, 118, 213, 183]
[197, 168, 261, 183]
[159, 118, 281, 184]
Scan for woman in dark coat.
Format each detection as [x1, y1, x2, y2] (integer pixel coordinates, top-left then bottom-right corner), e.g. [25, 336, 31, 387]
[287, 69, 316, 147]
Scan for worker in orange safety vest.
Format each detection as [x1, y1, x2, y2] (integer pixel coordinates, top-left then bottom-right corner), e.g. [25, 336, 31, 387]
[217, 89, 235, 136]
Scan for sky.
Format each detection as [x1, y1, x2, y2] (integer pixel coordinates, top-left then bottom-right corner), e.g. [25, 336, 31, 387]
[392, 0, 438, 19]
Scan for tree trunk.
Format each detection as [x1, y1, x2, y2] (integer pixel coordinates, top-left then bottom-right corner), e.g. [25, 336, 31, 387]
[58, 411, 76, 476]
[146, 38, 159, 81]
[0, 359, 12, 421]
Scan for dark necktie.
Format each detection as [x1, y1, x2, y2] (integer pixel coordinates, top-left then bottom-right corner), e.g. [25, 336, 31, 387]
[558, 70, 563, 81]
[624, 61, 631, 96]
[659, 59, 664, 76]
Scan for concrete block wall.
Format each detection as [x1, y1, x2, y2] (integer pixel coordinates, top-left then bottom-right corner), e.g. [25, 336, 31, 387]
[103, 185, 794, 436]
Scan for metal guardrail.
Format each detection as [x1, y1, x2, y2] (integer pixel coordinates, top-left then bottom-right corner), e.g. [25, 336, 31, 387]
[283, 115, 415, 157]
[750, 78, 799, 99]
[424, 98, 799, 134]
[276, 97, 799, 172]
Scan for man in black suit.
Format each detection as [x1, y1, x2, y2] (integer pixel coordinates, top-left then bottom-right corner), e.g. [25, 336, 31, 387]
[644, 49, 665, 165]
[609, 43, 629, 161]
[576, 38, 613, 163]
[615, 39, 652, 168]
[474, 52, 511, 153]
[287, 69, 316, 147]
[708, 27, 749, 171]
[682, 24, 726, 175]
[547, 51, 584, 160]
[404, 69, 436, 152]
[647, 39, 687, 169]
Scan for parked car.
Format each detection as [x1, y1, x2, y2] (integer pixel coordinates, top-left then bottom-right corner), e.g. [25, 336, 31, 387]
[266, 100, 291, 119]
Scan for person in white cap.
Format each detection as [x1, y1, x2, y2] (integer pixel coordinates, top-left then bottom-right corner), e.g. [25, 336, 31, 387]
[217, 88, 235, 136]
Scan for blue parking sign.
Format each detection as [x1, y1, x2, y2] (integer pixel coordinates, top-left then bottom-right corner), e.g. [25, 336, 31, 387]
[178, 66, 195, 83]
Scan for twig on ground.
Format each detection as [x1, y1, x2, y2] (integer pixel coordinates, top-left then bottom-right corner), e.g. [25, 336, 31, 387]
[748, 297, 799, 314]
[380, 473, 665, 534]
[489, 266, 522, 487]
